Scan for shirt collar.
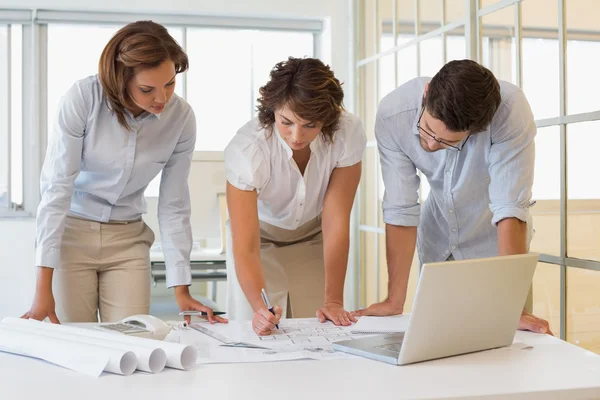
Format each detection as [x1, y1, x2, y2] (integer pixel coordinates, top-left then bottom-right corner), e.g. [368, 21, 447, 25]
[274, 124, 294, 159]
[274, 124, 324, 159]
[125, 102, 166, 122]
[413, 103, 423, 136]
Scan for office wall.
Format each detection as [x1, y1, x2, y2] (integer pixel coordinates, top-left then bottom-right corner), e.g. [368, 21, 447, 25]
[0, 0, 354, 319]
[0, 219, 36, 318]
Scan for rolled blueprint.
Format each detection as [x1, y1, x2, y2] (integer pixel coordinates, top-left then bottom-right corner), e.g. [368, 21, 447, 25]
[0, 319, 166, 373]
[1, 317, 196, 370]
[0, 326, 137, 377]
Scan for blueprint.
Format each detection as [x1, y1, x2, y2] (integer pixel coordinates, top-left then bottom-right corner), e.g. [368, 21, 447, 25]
[190, 318, 372, 363]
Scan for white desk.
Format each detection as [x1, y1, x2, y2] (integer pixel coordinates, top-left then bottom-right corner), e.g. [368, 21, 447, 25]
[2, 328, 600, 400]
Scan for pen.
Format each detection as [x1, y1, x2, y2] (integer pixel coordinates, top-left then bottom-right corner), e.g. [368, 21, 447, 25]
[179, 311, 227, 316]
[261, 288, 279, 329]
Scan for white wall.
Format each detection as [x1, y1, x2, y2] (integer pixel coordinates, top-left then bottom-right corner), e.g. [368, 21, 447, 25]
[0, 0, 355, 319]
[0, 219, 36, 318]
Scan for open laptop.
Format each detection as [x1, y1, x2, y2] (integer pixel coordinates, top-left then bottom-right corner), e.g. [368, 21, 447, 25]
[332, 253, 538, 365]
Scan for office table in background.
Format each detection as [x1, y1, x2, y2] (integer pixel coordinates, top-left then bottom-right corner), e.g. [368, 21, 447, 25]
[150, 246, 226, 303]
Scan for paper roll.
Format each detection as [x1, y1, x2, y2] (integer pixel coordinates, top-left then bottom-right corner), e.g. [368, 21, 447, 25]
[1, 317, 196, 370]
[1, 319, 166, 373]
[0, 326, 137, 377]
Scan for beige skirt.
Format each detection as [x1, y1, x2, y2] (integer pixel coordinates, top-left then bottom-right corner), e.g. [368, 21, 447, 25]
[226, 215, 325, 321]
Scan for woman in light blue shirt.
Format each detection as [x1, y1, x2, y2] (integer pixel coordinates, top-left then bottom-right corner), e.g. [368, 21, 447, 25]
[21, 21, 225, 324]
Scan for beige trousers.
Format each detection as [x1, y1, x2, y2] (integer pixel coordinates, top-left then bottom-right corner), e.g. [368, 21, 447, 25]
[53, 216, 154, 323]
[226, 216, 325, 321]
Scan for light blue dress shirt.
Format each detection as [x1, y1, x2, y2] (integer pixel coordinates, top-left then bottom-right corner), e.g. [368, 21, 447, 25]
[376, 77, 536, 264]
[36, 75, 196, 288]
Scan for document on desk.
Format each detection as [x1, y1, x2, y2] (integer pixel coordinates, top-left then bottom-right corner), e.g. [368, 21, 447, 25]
[350, 314, 411, 334]
[190, 318, 369, 364]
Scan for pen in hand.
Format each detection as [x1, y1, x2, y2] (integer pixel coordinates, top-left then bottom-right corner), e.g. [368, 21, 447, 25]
[261, 288, 279, 330]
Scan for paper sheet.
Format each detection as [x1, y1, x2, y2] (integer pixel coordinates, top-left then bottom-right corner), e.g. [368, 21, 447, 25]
[350, 315, 411, 334]
[196, 347, 310, 364]
[190, 318, 371, 363]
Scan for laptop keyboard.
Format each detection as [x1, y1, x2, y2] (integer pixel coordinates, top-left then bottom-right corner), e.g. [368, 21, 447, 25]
[375, 333, 405, 353]
[377, 342, 403, 352]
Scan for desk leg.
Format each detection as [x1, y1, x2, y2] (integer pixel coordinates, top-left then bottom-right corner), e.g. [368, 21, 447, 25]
[211, 278, 218, 303]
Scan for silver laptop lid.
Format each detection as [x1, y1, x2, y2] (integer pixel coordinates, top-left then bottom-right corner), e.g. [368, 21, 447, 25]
[398, 253, 538, 365]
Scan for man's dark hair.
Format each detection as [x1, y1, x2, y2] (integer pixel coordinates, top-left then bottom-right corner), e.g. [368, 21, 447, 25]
[425, 59, 501, 133]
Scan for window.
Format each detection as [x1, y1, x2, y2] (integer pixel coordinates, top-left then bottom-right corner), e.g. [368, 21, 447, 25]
[357, 0, 600, 347]
[47, 24, 184, 139]
[186, 28, 314, 152]
[47, 24, 121, 139]
[46, 24, 184, 198]
[0, 24, 23, 211]
[44, 24, 314, 197]
[0, 25, 9, 209]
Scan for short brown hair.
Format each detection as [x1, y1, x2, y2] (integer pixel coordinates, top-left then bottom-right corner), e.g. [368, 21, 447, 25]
[98, 21, 188, 130]
[256, 57, 344, 143]
[426, 59, 501, 133]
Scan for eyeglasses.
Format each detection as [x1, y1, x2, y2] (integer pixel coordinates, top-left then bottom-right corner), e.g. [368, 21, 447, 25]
[416, 107, 471, 151]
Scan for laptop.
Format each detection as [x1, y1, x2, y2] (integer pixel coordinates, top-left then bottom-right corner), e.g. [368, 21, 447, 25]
[332, 253, 538, 365]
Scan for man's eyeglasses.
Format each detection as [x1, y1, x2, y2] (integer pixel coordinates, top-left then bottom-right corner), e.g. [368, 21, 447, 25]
[416, 107, 471, 151]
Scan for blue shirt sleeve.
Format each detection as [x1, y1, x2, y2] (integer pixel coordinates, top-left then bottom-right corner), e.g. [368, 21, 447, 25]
[376, 112, 421, 227]
[35, 82, 88, 269]
[157, 107, 196, 288]
[488, 90, 536, 226]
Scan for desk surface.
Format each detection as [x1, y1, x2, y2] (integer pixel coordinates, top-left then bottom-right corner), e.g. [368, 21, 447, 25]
[2, 327, 600, 400]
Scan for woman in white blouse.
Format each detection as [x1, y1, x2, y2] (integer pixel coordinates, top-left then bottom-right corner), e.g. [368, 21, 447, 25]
[21, 21, 224, 324]
[225, 57, 367, 335]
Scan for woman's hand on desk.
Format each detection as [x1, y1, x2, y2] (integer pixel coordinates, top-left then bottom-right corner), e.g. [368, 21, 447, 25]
[21, 288, 60, 323]
[21, 266, 60, 324]
[174, 285, 228, 325]
[316, 302, 357, 326]
[252, 306, 282, 336]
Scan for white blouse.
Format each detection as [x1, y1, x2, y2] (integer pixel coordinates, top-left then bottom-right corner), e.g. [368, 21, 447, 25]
[224, 112, 367, 230]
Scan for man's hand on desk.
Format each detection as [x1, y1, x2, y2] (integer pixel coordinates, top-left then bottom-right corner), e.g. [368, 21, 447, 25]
[519, 309, 553, 335]
[174, 285, 228, 325]
[351, 298, 403, 318]
[316, 302, 357, 326]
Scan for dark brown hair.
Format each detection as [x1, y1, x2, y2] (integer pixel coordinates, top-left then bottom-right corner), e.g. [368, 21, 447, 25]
[425, 59, 501, 133]
[256, 57, 344, 143]
[98, 21, 188, 130]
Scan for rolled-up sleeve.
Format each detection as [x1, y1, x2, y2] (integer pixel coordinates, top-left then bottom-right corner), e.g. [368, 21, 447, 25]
[376, 112, 421, 227]
[35, 83, 88, 269]
[158, 107, 196, 288]
[488, 90, 536, 226]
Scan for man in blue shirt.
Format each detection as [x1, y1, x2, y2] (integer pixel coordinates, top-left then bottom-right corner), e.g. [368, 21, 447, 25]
[354, 60, 551, 334]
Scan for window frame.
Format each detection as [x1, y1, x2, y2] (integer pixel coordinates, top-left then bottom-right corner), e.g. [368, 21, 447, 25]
[0, 8, 322, 215]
